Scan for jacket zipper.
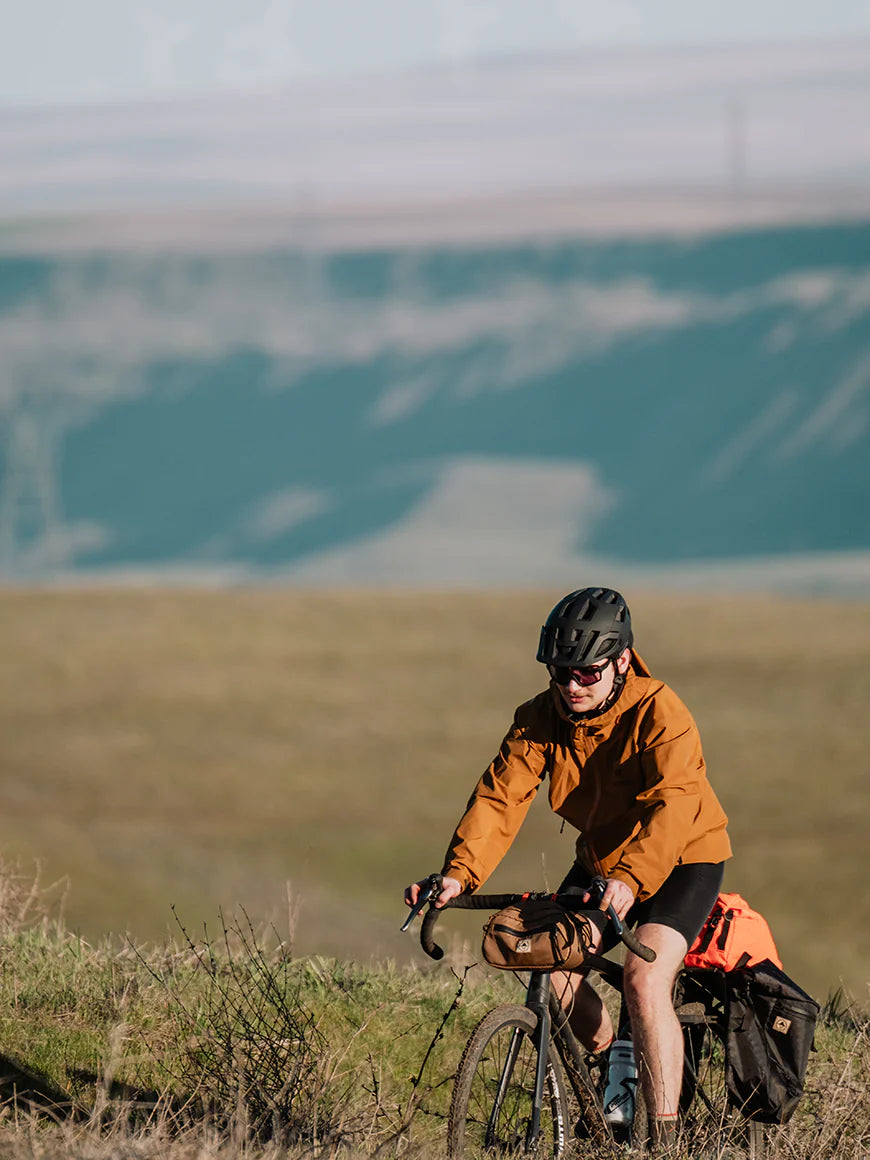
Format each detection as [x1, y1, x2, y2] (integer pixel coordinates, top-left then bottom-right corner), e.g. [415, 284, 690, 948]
[576, 727, 604, 874]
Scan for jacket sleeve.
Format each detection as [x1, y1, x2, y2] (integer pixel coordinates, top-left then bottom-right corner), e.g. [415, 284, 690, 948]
[441, 710, 548, 892]
[606, 690, 708, 902]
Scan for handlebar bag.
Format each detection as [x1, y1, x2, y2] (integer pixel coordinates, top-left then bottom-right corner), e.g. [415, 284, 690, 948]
[481, 900, 591, 971]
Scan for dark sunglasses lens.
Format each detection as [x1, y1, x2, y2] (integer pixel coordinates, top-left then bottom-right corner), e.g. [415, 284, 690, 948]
[550, 664, 605, 686]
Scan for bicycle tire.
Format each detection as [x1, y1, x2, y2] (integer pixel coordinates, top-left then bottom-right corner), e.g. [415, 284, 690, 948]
[448, 1004, 569, 1159]
[631, 1076, 651, 1153]
[678, 978, 767, 1160]
[548, 996, 613, 1149]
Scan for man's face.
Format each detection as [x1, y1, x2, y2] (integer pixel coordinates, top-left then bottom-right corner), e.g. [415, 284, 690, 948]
[550, 648, 631, 714]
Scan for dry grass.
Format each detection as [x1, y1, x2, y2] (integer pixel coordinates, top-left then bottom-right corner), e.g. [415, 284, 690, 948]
[0, 587, 868, 1000]
[0, 860, 864, 1160]
[0, 1015, 865, 1160]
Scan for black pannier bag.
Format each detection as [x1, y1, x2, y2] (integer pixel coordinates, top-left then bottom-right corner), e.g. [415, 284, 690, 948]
[726, 958, 820, 1124]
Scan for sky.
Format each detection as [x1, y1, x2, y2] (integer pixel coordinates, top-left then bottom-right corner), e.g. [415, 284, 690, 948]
[3, 0, 870, 108]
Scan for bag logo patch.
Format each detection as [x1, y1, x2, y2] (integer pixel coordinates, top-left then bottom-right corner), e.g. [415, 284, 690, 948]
[516, 938, 532, 953]
[772, 1015, 792, 1034]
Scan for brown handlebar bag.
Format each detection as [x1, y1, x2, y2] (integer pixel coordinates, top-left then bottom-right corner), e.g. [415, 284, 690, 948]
[481, 899, 592, 971]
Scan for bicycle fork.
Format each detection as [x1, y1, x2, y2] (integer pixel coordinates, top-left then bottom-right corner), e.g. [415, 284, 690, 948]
[526, 972, 553, 1146]
[486, 973, 553, 1150]
[484, 972, 553, 1151]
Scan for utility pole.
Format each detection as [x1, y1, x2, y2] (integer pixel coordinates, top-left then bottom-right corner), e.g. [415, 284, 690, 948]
[0, 403, 64, 575]
[727, 97, 747, 201]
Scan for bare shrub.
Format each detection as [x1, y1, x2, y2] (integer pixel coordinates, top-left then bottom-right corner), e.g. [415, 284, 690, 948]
[142, 909, 329, 1147]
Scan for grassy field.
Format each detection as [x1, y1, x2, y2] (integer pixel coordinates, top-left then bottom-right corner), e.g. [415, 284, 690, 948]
[0, 588, 867, 1002]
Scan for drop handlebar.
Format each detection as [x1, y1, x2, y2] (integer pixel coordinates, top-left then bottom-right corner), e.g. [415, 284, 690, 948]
[402, 874, 656, 963]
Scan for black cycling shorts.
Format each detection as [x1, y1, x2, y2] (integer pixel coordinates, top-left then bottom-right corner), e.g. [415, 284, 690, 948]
[557, 860, 725, 950]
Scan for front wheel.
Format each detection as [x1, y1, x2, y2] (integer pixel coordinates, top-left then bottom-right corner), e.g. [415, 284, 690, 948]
[448, 1004, 569, 1159]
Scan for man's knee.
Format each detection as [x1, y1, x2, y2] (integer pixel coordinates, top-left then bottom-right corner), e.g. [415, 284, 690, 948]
[623, 923, 687, 1008]
[624, 961, 674, 1010]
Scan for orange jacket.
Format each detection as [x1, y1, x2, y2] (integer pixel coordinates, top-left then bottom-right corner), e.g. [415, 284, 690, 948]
[442, 653, 731, 902]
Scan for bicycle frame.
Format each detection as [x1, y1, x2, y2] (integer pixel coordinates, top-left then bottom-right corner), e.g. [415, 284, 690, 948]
[479, 958, 733, 1153]
[403, 883, 764, 1157]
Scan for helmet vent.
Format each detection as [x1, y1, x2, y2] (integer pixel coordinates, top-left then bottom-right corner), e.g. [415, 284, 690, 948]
[536, 587, 633, 668]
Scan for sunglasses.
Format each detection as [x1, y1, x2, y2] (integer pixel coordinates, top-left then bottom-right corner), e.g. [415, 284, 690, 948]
[548, 660, 611, 687]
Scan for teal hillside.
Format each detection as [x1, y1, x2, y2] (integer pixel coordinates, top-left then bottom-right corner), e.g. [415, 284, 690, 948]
[1, 221, 868, 586]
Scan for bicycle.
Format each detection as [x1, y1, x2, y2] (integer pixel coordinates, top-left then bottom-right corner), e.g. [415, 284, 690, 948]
[402, 874, 766, 1158]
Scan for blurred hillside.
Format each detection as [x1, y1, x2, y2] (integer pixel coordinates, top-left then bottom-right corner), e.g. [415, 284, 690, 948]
[0, 220, 868, 588]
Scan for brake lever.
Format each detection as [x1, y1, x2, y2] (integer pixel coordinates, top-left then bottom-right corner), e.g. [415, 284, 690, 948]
[589, 874, 624, 933]
[400, 873, 443, 933]
[588, 875, 607, 907]
[589, 874, 655, 961]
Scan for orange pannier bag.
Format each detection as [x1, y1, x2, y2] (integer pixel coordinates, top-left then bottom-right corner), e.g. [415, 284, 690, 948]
[684, 892, 783, 972]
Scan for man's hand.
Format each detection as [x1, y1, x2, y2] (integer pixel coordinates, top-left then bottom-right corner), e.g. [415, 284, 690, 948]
[585, 877, 635, 921]
[404, 875, 463, 909]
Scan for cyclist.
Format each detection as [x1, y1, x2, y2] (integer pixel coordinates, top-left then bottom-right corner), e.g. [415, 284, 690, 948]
[405, 587, 731, 1151]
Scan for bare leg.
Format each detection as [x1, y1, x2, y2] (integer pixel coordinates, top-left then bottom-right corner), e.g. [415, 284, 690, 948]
[550, 969, 614, 1052]
[622, 923, 688, 1120]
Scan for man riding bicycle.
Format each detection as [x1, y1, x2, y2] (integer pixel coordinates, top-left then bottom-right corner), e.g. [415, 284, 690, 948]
[405, 587, 731, 1150]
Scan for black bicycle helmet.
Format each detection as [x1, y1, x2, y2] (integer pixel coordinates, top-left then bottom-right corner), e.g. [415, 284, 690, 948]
[536, 587, 633, 668]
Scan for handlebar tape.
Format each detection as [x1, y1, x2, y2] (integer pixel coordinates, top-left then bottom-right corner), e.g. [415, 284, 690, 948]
[420, 906, 444, 960]
[617, 926, 656, 962]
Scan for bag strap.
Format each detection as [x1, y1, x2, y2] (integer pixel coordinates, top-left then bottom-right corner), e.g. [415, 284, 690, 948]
[715, 908, 734, 951]
[695, 906, 724, 954]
